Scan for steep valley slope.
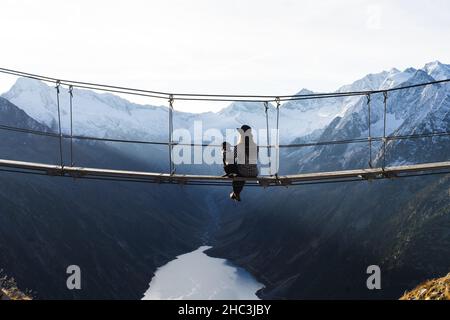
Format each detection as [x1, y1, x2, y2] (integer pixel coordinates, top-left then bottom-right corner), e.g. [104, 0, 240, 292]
[0, 97, 210, 299]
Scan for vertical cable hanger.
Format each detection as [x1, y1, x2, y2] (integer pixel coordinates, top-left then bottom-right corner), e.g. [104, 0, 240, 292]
[264, 101, 272, 176]
[55, 80, 64, 171]
[168, 95, 175, 175]
[275, 97, 281, 180]
[366, 94, 373, 168]
[382, 91, 388, 170]
[69, 85, 74, 167]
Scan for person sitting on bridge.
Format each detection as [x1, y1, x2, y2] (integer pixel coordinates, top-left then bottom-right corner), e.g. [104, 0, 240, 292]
[222, 125, 258, 202]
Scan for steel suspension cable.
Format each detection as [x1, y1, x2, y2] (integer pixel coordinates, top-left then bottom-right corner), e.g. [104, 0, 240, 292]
[55, 81, 64, 170]
[275, 97, 281, 178]
[1, 120, 449, 150]
[69, 85, 74, 166]
[382, 91, 388, 169]
[367, 94, 373, 168]
[168, 95, 175, 175]
[1, 67, 450, 103]
[264, 101, 272, 176]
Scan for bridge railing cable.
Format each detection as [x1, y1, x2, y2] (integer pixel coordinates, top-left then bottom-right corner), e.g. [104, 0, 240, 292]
[0, 122, 449, 150]
[1, 67, 449, 103]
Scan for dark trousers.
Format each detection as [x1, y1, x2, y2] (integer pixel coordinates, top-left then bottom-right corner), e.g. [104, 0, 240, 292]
[224, 164, 245, 194]
[232, 180, 245, 194]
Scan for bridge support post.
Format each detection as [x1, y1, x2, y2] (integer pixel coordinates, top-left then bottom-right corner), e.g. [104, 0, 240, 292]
[55, 80, 64, 174]
[274, 97, 281, 177]
[168, 95, 175, 175]
[366, 94, 373, 168]
[382, 91, 388, 170]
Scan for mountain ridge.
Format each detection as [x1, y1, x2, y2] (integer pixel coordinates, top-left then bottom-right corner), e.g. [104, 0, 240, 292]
[3, 61, 448, 146]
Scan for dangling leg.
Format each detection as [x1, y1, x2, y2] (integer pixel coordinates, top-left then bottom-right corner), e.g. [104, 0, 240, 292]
[231, 180, 245, 201]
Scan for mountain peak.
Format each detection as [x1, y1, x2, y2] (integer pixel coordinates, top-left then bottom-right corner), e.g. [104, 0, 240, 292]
[423, 60, 450, 80]
[409, 69, 436, 82]
[338, 70, 389, 92]
[295, 88, 315, 96]
[219, 101, 267, 115]
[403, 67, 417, 73]
[1, 77, 58, 127]
[424, 60, 444, 69]
[3, 77, 50, 97]
[380, 67, 418, 89]
[388, 67, 401, 74]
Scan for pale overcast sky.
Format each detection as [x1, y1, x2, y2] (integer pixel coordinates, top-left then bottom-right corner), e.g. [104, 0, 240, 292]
[1, 0, 449, 112]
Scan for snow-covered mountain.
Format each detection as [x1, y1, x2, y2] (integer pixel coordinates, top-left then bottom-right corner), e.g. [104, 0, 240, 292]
[0, 73, 382, 144]
[1, 61, 449, 151]
[1, 78, 342, 144]
[423, 61, 450, 81]
[285, 61, 450, 174]
[2, 78, 170, 141]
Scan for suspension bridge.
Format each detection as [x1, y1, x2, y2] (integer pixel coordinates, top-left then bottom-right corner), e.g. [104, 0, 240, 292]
[0, 67, 450, 187]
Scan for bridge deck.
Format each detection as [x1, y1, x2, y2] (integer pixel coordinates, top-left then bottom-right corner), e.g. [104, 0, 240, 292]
[1, 158, 450, 186]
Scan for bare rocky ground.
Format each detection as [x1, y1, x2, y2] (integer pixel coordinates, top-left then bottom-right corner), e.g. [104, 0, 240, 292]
[0, 271, 32, 300]
[400, 272, 450, 300]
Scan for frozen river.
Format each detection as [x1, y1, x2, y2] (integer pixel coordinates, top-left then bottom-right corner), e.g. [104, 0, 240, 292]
[142, 246, 263, 300]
